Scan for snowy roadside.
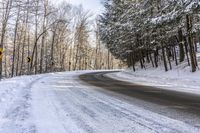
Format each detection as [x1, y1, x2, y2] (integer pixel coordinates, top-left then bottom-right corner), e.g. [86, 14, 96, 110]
[0, 71, 199, 133]
[0, 74, 44, 133]
[28, 71, 200, 133]
[105, 45, 200, 96]
[106, 68, 200, 95]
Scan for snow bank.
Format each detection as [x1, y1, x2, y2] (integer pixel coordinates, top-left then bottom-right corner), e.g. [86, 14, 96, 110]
[106, 43, 200, 95]
[0, 75, 42, 133]
[106, 67, 200, 95]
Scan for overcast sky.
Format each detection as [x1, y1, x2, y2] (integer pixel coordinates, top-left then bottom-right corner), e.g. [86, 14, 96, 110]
[67, 0, 104, 15]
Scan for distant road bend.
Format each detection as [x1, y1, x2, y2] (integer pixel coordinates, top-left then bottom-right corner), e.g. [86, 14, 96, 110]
[79, 71, 200, 127]
[1, 71, 200, 133]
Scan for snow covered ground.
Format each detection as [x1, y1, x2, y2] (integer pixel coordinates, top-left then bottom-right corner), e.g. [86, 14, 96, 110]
[106, 67, 200, 96]
[106, 43, 200, 96]
[0, 71, 199, 133]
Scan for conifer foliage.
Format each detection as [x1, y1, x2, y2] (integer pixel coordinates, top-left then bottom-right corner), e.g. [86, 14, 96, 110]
[99, 0, 200, 72]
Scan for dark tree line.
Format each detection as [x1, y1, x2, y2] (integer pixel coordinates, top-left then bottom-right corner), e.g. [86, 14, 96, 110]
[99, 0, 200, 72]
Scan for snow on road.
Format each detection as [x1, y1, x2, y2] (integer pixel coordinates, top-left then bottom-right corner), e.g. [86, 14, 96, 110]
[106, 68, 200, 96]
[0, 71, 199, 133]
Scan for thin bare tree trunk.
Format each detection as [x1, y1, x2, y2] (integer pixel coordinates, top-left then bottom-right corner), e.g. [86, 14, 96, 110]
[11, 7, 20, 77]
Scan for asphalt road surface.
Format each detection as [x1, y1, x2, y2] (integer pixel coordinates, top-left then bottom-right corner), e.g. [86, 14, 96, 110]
[1, 71, 200, 133]
[79, 71, 200, 128]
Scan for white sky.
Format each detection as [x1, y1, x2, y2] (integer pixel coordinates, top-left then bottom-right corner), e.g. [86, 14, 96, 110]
[67, 0, 104, 15]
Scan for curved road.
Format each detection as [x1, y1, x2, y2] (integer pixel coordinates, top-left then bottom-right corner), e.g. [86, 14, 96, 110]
[1, 71, 200, 133]
[79, 71, 200, 127]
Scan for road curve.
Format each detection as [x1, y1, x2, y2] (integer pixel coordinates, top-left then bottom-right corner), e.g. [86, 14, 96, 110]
[1, 71, 200, 133]
[79, 71, 200, 127]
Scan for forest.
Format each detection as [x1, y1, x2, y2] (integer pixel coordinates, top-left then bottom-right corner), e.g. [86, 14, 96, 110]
[99, 0, 200, 72]
[0, 0, 122, 79]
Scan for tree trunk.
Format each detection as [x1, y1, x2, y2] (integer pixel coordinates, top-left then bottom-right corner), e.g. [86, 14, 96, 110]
[167, 48, 172, 70]
[173, 46, 178, 66]
[131, 52, 135, 71]
[154, 48, 158, 68]
[186, 14, 196, 72]
[161, 43, 168, 71]
[177, 29, 185, 62]
[184, 37, 190, 66]
[11, 9, 20, 77]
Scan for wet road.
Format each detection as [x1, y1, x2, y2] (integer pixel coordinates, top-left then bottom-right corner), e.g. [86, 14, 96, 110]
[1, 71, 200, 133]
[79, 71, 200, 127]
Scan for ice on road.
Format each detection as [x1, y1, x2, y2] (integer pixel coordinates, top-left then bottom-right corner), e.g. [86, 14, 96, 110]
[0, 71, 199, 133]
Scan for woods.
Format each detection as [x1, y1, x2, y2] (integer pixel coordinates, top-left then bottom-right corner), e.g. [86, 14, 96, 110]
[99, 0, 200, 72]
[0, 0, 121, 79]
